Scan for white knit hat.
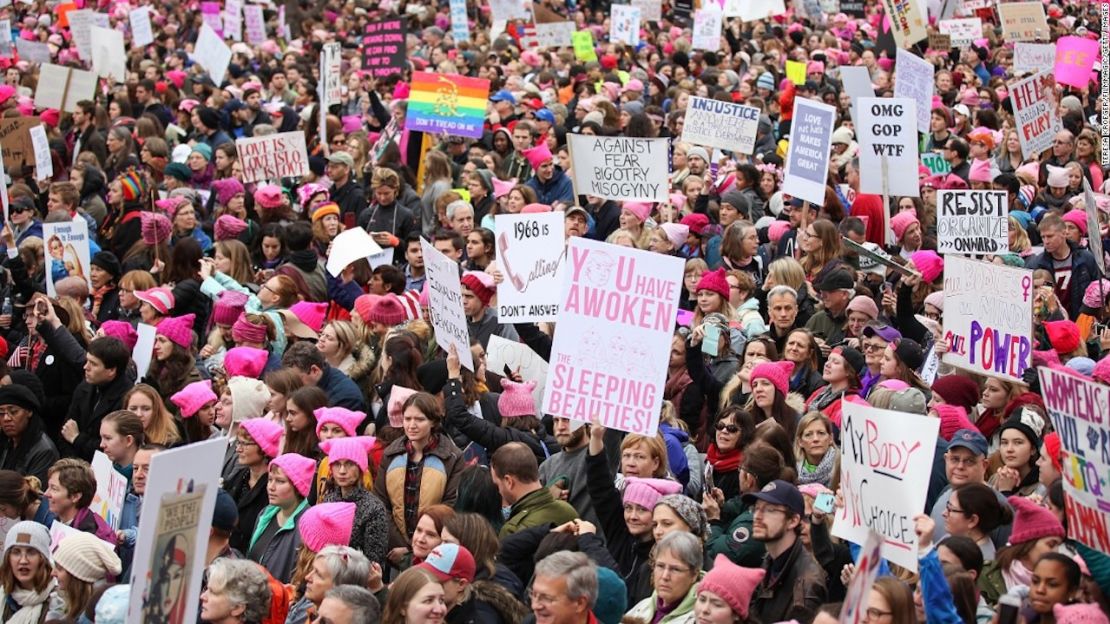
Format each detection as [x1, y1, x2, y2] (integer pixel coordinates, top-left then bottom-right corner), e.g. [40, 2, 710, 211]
[54, 532, 122, 583]
[229, 377, 271, 423]
[2, 521, 51, 563]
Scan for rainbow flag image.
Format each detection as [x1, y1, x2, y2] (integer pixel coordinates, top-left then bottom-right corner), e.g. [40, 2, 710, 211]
[406, 73, 491, 139]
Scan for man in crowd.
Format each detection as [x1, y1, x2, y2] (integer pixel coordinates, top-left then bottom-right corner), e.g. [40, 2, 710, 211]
[492, 442, 578, 537]
[282, 342, 367, 412]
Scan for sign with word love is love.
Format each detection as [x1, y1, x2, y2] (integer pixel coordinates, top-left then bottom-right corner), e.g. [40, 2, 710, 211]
[1038, 366, 1110, 555]
[543, 238, 683, 436]
[235, 132, 309, 183]
[783, 98, 835, 206]
[856, 97, 919, 197]
[833, 400, 939, 571]
[495, 212, 566, 323]
[567, 135, 670, 202]
[942, 255, 1033, 383]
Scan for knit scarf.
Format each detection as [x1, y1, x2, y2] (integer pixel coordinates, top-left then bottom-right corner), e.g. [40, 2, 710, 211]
[91, 284, 114, 318]
[798, 446, 838, 486]
[1002, 559, 1034, 590]
[807, 385, 843, 412]
[6, 578, 56, 624]
[975, 409, 1001, 440]
[707, 445, 742, 474]
[289, 249, 319, 273]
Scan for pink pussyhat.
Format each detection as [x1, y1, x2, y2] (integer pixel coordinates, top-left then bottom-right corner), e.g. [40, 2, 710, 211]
[269, 453, 317, 498]
[314, 406, 367, 438]
[99, 320, 137, 350]
[223, 346, 269, 379]
[298, 502, 355, 553]
[289, 301, 328, 333]
[170, 380, 217, 418]
[156, 314, 195, 349]
[492, 177, 517, 199]
[239, 417, 284, 458]
[319, 436, 377, 474]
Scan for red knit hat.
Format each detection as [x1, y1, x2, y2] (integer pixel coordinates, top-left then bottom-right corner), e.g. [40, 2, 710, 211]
[353, 294, 383, 324]
[1042, 432, 1063, 473]
[497, 379, 536, 418]
[750, 360, 795, 397]
[1045, 320, 1081, 354]
[1007, 495, 1064, 545]
[298, 502, 356, 553]
[460, 271, 495, 306]
[933, 404, 975, 441]
[368, 295, 407, 326]
[931, 375, 981, 411]
[694, 268, 730, 300]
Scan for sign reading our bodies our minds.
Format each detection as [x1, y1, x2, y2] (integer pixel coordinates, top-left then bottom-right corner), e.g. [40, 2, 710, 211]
[833, 401, 939, 571]
[1038, 366, 1110, 554]
[681, 96, 760, 154]
[543, 238, 683, 436]
[495, 212, 566, 323]
[942, 255, 1034, 383]
[936, 190, 1009, 255]
[567, 134, 669, 202]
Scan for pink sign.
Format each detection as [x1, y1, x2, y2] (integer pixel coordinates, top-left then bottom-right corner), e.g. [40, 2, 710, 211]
[1054, 36, 1098, 88]
[202, 2, 223, 37]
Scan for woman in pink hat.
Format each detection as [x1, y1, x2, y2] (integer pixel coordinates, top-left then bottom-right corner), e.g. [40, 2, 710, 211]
[149, 314, 201, 401]
[319, 435, 389, 567]
[224, 417, 284, 553]
[248, 453, 316, 583]
[170, 380, 218, 444]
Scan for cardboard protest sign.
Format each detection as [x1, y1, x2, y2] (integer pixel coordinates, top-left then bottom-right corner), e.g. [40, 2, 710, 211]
[572, 31, 597, 62]
[15, 39, 50, 64]
[936, 190, 1008, 255]
[320, 42, 342, 110]
[681, 97, 760, 154]
[856, 97, 919, 197]
[43, 219, 91, 297]
[421, 238, 475, 371]
[1014, 43, 1055, 76]
[194, 24, 231, 86]
[999, 2, 1049, 42]
[1084, 178, 1104, 273]
[542, 238, 683, 436]
[839, 531, 885, 624]
[0, 117, 39, 173]
[235, 132, 309, 183]
[610, 4, 641, 46]
[727, 0, 787, 20]
[782, 98, 835, 206]
[691, 6, 722, 51]
[129, 6, 154, 47]
[833, 400, 939, 571]
[839, 66, 875, 127]
[243, 4, 266, 44]
[128, 439, 223, 624]
[407, 73, 490, 140]
[942, 255, 1033, 382]
[1010, 71, 1061, 159]
[632, 0, 663, 21]
[363, 19, 407, 78]
[495, 212, 566, 323]
[91, 452, 127, 530]
[535, 22, 574, 48]
[1054, 37, 1099, 89]
[488, 334, 548, 414]
[326, 228, 386, 277]
[893, 49, 934, 133]
[90, 25, 126, 84]
[937, 17, 981, 46]
[449, 0, 470, 42]
[878, 0, 926, 47]
[1038, 366, 1110, 554]
[927, 32, 951, 51]
[29, 124, 51, 182]
[567, 134, 670, 203]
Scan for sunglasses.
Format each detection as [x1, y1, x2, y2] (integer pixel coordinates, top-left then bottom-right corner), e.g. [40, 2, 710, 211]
[715, 423, 740, 433]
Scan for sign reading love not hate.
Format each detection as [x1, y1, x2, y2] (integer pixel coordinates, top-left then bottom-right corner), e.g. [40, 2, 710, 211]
[567, 134, 670, 203]
[833, 400, 938, 572]
[543, 238, 683, 437]
[783, 97, 836, 206]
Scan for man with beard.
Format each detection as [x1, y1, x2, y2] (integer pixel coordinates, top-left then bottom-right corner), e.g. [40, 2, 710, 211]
[538, 418, 622, 528]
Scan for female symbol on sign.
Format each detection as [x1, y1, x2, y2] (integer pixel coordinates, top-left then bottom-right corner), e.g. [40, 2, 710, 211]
[1020, 275, 1032, 302]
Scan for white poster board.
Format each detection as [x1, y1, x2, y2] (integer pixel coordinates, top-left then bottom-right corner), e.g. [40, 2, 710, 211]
[1010, 71, 1061, 160]
[15, 39, 50, 65]
[567, 134, 669, 202]
[244, 4, 266, 44]
[421, 239, 475, 371]
[839, 530, 885, 624]
[34, 64, 97, 113]
[1014, 43, 1055, 76]
[727, 0, 787, 20]
[632, 0, 663, 21]
[90, 25, 126, 84]
[542, 238, 683, 436]
[129, 7, 154, 47]
[691, 7, 722, 51]
[193, 24, 232, 86]
[856, 97, 919, 197]
[43, 219, 91, 297]
[782, 98, 836, 206]
[610, 4, 641, 46]
[319, 42, 342, 110]
[90, 451, 127, 530]
[682, 96, 760, 154]
[495, 212, 566, 323]
[67, 9, 96, 61]
[488, 334, 548, 415]
[1084, 178, 1105, 273]
[133, 323, 157, 382]
[235, 132, 310, 182]
[839, 66, 875, 128]
[325, 228, 386, 277]
[937, 17, 982, 46]
[535, 22, 574, 48]
[941, 255, 1033, 382]
[29, 124, 51, 182]
[833, 401, 939, 571]
[936, 190, 1008, 255]
[894, 49, 934, 133]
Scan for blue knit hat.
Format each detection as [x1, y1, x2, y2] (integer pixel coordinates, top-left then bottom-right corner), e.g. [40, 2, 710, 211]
[594, 566, 627, 624]
[756, 72, 775, 90]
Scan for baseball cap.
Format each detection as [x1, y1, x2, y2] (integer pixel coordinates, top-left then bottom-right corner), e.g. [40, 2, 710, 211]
[862, 324, 901, 344]
[742, 479, 804, 515]
[490, 90, 516, 104]
[417, 543, 476, 583]
[326, 152, 355, 168]
[535, 109, 556, 124]
[815, 269, 854, 292]
[947, 428, 988, 457]
[564, 205, 588, 220]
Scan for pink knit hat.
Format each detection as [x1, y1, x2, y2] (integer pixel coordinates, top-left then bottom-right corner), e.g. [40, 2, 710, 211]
[239, 417, 284, 458]
[622, 201, 652, 223]
[1082, 279, 1110, 309]
[890, 211, 919, 241]
[1094, 354, 1110, 385]
[968, 159, 993, 183]
[933, 404, 975, 441]
[214, 215, 248, 241]
[846, 295, 878, 320]
[698, 554, 765, 619]
[522, 143, 553, 170]
[1007, 495, 1065, 545]
[909, 250, 944, 283]
[99, 320, 138, 350]
[298, 502, 356, 553]
[319, 436, 376, 474]
[767, 220, 791, 245]
[388, 386, 418, 427]
[170, 380, 217, 418]
[750, 360, 795, 397]
[1053, 603, 1110, 624]
[232, 313, 268, 344]
[212, 290, 249, 326]
[660, 223, 690, 249]
[623, 477, 682, 509]
[694, 268, 730, 300]
[1063, 210, 1089, 236]
[497, 379, 536, 418]
[140, 212, 172, 245]
[369, 295, 407, 326]
[224, 347, 269, 379]
[296, 182, 329, 208]
[211, 178, 245, 207]
[289, 301, 328, 333]
[156, 314, 196, 349]
[135, 287, 175, 315]
[314, 406, 367, 438]
[269, 453, 317, 497]
[353, 294, 383, 324]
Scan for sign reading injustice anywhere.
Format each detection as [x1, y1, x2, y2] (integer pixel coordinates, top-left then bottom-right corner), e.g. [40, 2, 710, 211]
[783, 97, 835, 206]
[567, 134, 669, 202]
[936, 190, 1008, 255]
[681, 96, 760, 154]
[362, 19, 407, 78]
[236, 132, 309, 182]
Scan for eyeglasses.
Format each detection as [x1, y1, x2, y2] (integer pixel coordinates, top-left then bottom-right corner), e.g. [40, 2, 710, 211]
[715, 423, 740, 433]
[753, 504, 788, 517]
[529, 590, 562, 606]
[235, 439, 258, 448]
[946, 454, 979, 468]
[653, 561, 692, 577]
[944, 502, 966, 516]
[865, 608, 893, 620]
[862, 342, 885, 353]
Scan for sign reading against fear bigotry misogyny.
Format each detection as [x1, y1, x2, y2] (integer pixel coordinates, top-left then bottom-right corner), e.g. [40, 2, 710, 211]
[567, 135, 670, 202]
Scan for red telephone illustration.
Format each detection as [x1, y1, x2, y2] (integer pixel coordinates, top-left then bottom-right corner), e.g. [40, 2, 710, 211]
[497, 232, 527, 292]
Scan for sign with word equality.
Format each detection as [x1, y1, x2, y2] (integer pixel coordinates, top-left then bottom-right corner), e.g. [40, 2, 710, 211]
[1010, 71, 1061, 160]
[833, 400, 938, 571]
[44, 219, 91, 297]
[936, 190, 1008, 255]
[998, 1, 1048, 42]
[878, 0, 926, 48]
[495, 212, 566, 323]
[942, 255, 1033, 383]
[362, 19, 406, 78]
[857, 97, 919, 197]
[681, 96, 760, 154]
[542, 238, 683, 436]
[407, 73, 490, 140]
[421, 238, 475, 371]
[567, 134, 669, 202]
[1014, 43, 1055, 76]
[782, 97, 835, 206]
[1038, 366, 1110, 554]
[894, 49, 934, 133]
[235, 132, 309, 183]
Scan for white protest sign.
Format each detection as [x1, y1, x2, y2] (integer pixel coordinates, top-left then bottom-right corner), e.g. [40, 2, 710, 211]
[839, 66, 875, 128]
[133, 323, 156, 382]
[857, 97, 919, 197]
[542, 238, 683, 436]
[235, 132, 310, 182]
[224, 0, 243, 42]
[998, 1, 1049, 42]
[320, 42, 342, 109]
[193, 24, 232, 86]
[1084, 179, 1104, 273]
[67, 9, 96, 61]
[15, 39, 49, 64]
[91, 451, 127, 530]
[728, 0, 786, 20]
[449, 0, 470, 42]
[681, 97, 760, 154]
[488, 334, 548, 414]
[1014, 43, 1055, 76]
[894, 49, 934, 133]
[879, 0, 926, 47]
[833, 400, 939, 571]
[937, 17, 982, 46]
[838, 530, 885, 624]
[495, 212, 566, 323]
[128, 440, 223, 624]
[936, 190, 1008, 255]
[325, 227, 385, 277]
[244, 4, 266, 44]
[43, 219, 91, 297]
[0, 20, 11, 57]
[567, 134, 669, 202]
[422, 239, 475, 371]
[632, 0, 662, 21]
[782, 98, 836, 206]
[29, 124, 51, 182]
[90, 25, 126, 84]
[942, 255, 1033, 382]
[1010, 71, 1060, 160]
[610, 4, 641, 46]
[490, 0, 530, 21]
[130, 7, 154, 47]
[535, 22, 575, 48]
[691, 6, 722, 51]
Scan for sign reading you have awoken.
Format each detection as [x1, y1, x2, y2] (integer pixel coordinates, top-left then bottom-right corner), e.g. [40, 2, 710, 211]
[567, 134, 669, 202]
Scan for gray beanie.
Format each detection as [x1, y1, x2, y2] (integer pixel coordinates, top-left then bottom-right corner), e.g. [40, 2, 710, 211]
[657, 494, 708, 540]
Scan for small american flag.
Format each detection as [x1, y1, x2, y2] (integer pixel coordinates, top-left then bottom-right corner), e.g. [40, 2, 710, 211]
[512, 20, 539, 48]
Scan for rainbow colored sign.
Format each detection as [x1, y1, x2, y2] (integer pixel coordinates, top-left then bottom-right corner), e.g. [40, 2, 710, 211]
[406, 73, 490, 139]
